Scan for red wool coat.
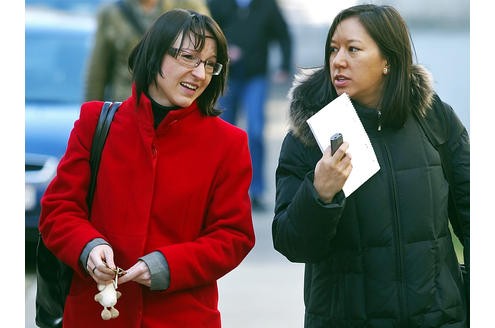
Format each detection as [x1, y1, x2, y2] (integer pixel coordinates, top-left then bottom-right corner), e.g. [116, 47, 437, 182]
[39, 91, 255, 327]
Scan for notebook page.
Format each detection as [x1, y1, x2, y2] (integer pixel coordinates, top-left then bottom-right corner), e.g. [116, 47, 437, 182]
[306, 93, 380, 196]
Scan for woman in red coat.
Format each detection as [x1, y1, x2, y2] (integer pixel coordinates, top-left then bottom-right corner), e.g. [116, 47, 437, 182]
[39, 9, 255, 327]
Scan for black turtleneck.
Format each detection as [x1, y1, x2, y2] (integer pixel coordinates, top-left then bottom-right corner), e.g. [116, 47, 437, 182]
[147, 93, 180, 129]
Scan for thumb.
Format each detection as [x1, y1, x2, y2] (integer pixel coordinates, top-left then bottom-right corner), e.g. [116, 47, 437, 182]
[102, 248, 116, 270]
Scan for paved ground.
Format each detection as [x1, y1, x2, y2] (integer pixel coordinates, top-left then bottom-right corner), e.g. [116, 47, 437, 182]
[216, 89, 306, 327]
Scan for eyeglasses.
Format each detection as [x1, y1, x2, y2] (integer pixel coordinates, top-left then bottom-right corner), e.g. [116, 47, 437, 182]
[168, 48, 223, 76]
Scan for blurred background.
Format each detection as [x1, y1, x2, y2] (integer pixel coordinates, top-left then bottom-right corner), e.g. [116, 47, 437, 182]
[24, 0, 469, 327]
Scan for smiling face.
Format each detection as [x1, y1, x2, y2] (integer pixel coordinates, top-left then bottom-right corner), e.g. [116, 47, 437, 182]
[148, 33, 218, 107]
[329, 16, 388, 108]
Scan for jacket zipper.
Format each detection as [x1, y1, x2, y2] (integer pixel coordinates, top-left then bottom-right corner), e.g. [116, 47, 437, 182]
[377, 110, 382, 131]
[382, 141, 407, 324]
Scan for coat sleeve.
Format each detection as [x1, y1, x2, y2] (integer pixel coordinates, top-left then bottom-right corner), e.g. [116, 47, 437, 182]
[272, 132, 345, 263]
[84, 6, 114, 101]
[39, 101, 108, 276]
[158, 128, 255, 293]
[267, 0, 292, 73]
[444, 101, 470, 266]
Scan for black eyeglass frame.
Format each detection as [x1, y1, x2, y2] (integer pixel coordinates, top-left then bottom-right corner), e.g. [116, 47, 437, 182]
[168, 47, 223, 76]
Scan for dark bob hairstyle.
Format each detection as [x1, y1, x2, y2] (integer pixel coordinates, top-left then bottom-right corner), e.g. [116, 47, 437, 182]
[128, 9, 228, 116]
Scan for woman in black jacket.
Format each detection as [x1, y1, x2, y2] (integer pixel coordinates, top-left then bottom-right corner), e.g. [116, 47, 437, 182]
[272, 4, 469, 327]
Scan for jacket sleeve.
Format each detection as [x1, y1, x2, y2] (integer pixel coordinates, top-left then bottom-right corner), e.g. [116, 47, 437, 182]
[267, 0, 292, 73]
[158, 128, 255, 293]
[84, 6, 114, 101]
[39, 102, 108, 276]
[272, 132, 345, 263]
[444, 102, 470, 267]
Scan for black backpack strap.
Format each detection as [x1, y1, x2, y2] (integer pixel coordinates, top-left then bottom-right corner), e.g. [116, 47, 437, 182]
[36, 101, 121, 328]
[87, 101, 122, 210]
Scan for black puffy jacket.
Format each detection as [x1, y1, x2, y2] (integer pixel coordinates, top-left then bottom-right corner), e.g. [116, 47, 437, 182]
[272, 65, 469, 327]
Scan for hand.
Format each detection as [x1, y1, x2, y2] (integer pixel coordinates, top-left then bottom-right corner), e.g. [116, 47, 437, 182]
[87, 244, 117, 284]
[313, 141, 352, 203]
[118, 260, 151, 288]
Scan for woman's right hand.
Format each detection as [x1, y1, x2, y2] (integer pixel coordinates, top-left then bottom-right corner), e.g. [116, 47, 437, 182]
[87, 244, 117, 284]
[313, 141, 353, 203]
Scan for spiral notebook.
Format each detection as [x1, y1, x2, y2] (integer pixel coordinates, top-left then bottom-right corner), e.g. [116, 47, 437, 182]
[306, 93, 380, 196]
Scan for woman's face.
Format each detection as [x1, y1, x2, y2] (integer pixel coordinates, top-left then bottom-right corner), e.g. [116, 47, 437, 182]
[329, 17, 388, 108]
[149, 33, 217, 107]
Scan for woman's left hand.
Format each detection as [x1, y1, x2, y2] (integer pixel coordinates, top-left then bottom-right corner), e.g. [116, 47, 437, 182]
[118, 260, 151, 287]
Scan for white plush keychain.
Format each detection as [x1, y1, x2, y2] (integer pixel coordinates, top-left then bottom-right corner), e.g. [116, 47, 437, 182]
[94, 267, 125, 320]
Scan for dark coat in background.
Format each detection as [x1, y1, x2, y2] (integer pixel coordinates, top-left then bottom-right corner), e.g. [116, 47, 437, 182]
[207, 0, 292, 79]
[272, 65, 469, 327]
[84, 0, 210, 101]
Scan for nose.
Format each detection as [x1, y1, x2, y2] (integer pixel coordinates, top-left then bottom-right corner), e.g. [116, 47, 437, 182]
[331, 48, 347, 68]
[191, 62, 207, 80]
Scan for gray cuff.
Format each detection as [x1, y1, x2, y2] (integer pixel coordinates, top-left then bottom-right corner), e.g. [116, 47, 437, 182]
[139, 251, 170, 291]
[80, 238, 109, 273]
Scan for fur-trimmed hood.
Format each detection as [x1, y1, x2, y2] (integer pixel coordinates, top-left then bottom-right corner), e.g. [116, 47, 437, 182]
[288, 64, 435, 146]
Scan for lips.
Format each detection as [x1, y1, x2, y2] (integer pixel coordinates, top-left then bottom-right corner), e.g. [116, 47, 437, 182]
[333, 74, 350, 88]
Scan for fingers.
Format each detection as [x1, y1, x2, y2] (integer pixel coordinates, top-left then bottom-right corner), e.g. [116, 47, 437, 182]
[326, 141, 350, 160]
[86, 247, 152, 288]
[90, 264, 115, 280]
[102, 247, 116, 271]
[87, 245, 116, 283]
[118, 260, 151, 287]
[313, 142, 353, 203]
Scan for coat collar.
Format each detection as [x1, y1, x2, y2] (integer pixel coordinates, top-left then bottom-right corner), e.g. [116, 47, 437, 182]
[130, 84, 200, 134]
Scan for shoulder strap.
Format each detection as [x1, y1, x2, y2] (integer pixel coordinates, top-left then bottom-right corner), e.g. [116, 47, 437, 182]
[87, 101, 122, 210]
[415, 95, 464, 243]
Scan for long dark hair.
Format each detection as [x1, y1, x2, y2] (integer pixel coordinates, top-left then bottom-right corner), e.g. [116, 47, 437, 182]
[128, 9, 228, 116]
[300, 4, 415, 128]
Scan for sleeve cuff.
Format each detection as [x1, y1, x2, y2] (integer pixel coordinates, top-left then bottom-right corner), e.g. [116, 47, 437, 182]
[140, 251, 170, 291]
[79, 238, 109, 273]
[306, 171, 346, 208]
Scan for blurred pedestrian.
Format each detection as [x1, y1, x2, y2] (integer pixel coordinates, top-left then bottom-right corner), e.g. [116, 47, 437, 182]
[208, 0, 292, 211]
[84, 0, 210, 101]
[40, 9, 255, 327]
[272, 4, 469, 327]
